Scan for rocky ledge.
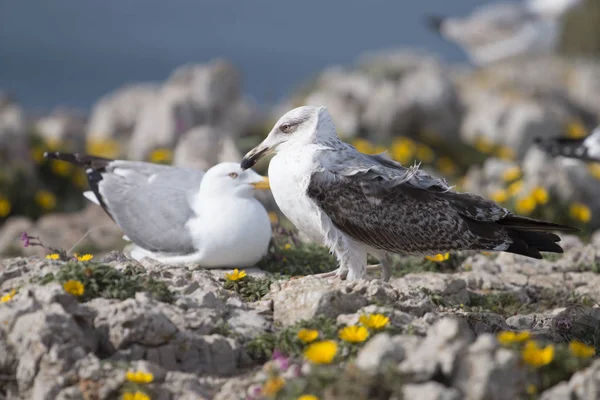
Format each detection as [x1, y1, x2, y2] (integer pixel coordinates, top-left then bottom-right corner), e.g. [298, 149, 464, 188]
[1, 231, 600, 400]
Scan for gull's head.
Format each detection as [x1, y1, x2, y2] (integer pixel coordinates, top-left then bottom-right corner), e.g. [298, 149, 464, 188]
[199, 162, 270, 198]
[240, 106, 337, 170]
[527, 0, 582, 17]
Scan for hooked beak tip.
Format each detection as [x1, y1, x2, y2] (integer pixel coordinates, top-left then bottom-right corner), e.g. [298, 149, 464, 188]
[241, 146, 269, 170]
[240, 157, 256, 171]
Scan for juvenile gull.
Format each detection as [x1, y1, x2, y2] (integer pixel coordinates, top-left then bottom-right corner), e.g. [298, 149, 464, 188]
[426, 0, 582, 66]
[241, 106, 578, 281]
[44, 152, 272, 267]
[535, 126, 600, 162]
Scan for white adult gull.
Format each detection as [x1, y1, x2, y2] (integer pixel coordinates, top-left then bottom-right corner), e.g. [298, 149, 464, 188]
[241, 106, 578, 281]
[426, 0, 583, 66]
[534, 126, 600, 162]
[44, 152, 272, 267]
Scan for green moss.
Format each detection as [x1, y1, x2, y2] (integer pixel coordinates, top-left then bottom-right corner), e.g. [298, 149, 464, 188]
[32, 261, 175, 303]
[224, 275, 286, 302]
[256, 227, 338, 277]
[466, 289, 596, 317]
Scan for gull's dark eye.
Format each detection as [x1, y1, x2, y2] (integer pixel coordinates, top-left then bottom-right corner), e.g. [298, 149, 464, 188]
[280, 123, 293, 133]
[228, 172, 238, 179]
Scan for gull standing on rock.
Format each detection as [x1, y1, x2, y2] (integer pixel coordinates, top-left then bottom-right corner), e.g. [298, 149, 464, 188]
[426, 0, 583, 66]
[241, 106, 578, 281]
[44, 152, 272, 267]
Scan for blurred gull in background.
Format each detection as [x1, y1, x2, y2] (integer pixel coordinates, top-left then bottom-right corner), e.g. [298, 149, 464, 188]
[44, 152, 272, 267]
[426, 0, 583, 66]
[535, 125, 600, 162]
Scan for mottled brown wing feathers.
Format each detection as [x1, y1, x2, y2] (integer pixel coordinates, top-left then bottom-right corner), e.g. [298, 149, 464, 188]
[307, 172, 508, 255]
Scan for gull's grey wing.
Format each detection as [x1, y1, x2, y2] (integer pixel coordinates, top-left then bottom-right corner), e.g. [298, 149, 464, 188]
[322, 144, 452, 192]
[44, 152, 205, 254]
[311, 149, 574, 258]
[442, 3, 535, 47]
[97, 160, 206, 254]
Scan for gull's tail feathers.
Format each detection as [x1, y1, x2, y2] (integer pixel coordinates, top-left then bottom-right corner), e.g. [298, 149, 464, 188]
[43, 151, 112, 170]
[499, 214, 579, 259]
[44, 151, 113, 217]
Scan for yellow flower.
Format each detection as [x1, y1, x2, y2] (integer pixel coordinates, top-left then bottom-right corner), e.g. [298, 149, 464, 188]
[507, 180, 524, 197]
[515, 196, 536, 215]
[531, 187, 549, 205]
[31, 147, 45, 164]
[588, 163, 600, 180]
[352, 139, 375, 155]
[522, 341, 554, 368]
[569, 340, 596, 358]
[225, 269, 247, 281]
[490, 189, 508, 204]
[148, 148, 173, 164]
[122, 392, 151, 400]
[297, 396, 319, 400]
[474, 136, 494, 154]
[297, 329, 319, 343]
[50, 160, 73, 177]
[86, 138, 120, 159]
[570, 203, 592, 223]
[425, 253, 450, 262]
[502, 166, 522, 182]
[0, 195, 11, 218]
[63, 280, 85, 297]
[45, 253, 60, 260]
[35, 190, 57, 210]
[436, 156, 457, 176]
[77, 254, 94, 262]
[268, 211, 279, 224]
[338, 325, 369, 343]
[495, 146, 516, 161]
[262, 376, 285, 396]
[304, 340, 338, 364]
[566, 120, 587, 139]
[359, 313, 390, 330]
[416, 144, 435, 163]
[125, 370, 154, 384]
[284, 243, 292, 251]
[526, 384, 537, 395]
[0, 289, 16, 303]
[391, 137, 415, 164]
[496, 330, 531, 345]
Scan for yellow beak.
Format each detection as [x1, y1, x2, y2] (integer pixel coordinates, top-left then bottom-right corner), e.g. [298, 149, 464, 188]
[251, 176, 270, 190]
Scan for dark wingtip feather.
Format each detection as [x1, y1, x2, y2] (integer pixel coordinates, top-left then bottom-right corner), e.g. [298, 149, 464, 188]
[425, 15, 445, 33]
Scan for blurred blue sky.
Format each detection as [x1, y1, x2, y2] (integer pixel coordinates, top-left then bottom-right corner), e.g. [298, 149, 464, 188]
[0, 0, 486, 110]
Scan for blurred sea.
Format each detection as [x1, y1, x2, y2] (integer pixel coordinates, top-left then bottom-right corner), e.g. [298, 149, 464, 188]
[0, 0, 486, 111]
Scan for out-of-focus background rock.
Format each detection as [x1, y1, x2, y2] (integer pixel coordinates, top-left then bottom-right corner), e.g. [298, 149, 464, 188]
[2, 0, 600, 258]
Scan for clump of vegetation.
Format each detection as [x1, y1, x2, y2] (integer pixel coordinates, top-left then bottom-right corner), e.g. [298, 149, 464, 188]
[247, 315, 341, 362]
[276, 362, 406, 400]
[391, 252, 465, 277]
[224, 271, 287, 302]
[497, 330, 598, 397]
[33, 261, 175, 303]
[465, 289, 597, 317]
[256, 226, 338, 276]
